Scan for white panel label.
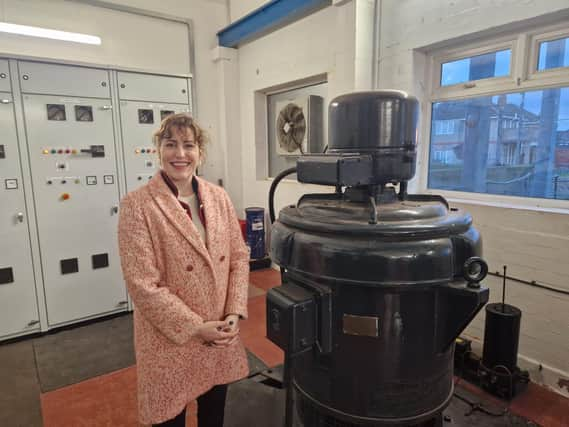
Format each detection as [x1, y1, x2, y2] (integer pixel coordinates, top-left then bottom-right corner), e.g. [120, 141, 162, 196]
[5, 179, 18, 190]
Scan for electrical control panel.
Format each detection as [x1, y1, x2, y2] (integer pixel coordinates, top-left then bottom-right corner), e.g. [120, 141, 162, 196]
[117, 72, 191, 192]
[0, 88, 40, 338]
[21, 63, 127, 326]
[0, 59, 194, 341]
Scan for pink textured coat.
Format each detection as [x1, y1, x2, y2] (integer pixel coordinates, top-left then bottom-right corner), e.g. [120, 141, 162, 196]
[118, 173, 250, 424]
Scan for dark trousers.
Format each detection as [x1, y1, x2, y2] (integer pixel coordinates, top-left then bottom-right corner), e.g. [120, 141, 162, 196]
[152, 384, 228, 427]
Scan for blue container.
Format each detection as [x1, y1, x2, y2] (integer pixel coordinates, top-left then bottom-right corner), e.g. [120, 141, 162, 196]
[246, 207, 265, 259]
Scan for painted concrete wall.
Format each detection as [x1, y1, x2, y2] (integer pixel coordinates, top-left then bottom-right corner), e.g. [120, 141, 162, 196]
[0, 0, 229, 189]
[376, 0, 569, 395]
[229, 0, 268, 23]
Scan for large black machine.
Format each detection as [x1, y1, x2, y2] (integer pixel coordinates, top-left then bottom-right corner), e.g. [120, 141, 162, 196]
[266, 91, 490, 426]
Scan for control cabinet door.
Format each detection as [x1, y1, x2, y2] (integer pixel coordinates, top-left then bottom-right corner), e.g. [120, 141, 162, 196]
[22, 94, 127, 326]
[0, 92, 40, 338]
[119, 101, 190, 191]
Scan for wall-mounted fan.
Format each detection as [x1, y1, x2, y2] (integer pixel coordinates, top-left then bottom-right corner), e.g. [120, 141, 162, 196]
[276, 102, 306, 154]
[274, 95, 323, 156]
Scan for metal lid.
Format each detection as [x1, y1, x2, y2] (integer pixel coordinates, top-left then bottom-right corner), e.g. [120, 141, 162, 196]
[278, 194, 471, 238]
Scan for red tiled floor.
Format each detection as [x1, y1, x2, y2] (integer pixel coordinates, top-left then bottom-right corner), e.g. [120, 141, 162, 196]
[41, 366, 199, 427]
[248, 267, 281, 292]
[41, 366, 140, 426]
[240, 294, 284, 368]
[510, 383, 569, 427]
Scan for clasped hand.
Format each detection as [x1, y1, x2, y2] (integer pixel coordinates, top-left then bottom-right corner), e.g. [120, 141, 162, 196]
[196, 315, 240, 348]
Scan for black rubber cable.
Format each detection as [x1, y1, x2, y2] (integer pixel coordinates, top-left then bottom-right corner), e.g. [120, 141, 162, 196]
[268, 167, 297, 224]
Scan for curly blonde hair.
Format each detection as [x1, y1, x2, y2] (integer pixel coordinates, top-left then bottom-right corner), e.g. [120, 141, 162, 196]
[153, 113, 208, 158]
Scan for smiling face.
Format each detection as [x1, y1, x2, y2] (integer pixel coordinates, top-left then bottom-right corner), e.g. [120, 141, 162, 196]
[158, 126, 201, 192]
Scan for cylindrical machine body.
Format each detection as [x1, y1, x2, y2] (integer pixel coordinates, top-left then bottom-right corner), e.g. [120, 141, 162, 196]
[267, 91, 489, 426]
[245, 207, 265, 259]
[328, 91, 419, 183]
[482, 303, 522, 372]
[270, 195, 489, 425]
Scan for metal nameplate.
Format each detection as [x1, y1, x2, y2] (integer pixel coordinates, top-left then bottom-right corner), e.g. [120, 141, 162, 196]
[343, 314, 380, 337]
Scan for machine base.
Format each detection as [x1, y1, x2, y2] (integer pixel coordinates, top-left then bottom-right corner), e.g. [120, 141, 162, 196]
[294, 380, 453, 427]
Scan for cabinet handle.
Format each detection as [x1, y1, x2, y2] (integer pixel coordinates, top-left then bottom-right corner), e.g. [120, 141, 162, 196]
[1, 99, 12, 104]
[27, 320, 40, 327]
[117, 300, 128, 306]
[111, 206, 119, 215]
[101, 105, 113, 110]
[17, 212, 24, 223]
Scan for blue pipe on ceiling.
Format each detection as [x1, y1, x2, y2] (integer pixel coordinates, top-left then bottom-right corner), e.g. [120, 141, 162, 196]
[217, 0, 332, 48]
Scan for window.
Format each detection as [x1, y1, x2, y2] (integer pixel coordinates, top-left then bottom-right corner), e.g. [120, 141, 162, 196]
[427, 23, 569, 204]
[537, 36, 569, 71]
[441, 49, 511, 86]
[434, 119, 456, 135]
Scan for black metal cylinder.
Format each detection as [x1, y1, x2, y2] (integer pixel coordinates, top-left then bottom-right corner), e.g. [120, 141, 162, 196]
[482, 303, 522, 373]
[328, 91, 419, 184]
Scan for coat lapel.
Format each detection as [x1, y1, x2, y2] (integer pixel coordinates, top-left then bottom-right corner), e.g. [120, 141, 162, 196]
[147, 173, 212, 267]
[195, 176, 219, 254]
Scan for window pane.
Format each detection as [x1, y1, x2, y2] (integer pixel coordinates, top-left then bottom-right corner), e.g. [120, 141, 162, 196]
[428, 86, 569, 200]
[537, 37, 569, 71]
[441, 49, 511, 86]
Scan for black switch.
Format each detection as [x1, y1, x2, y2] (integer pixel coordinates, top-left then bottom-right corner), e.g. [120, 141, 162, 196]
[91, 145, 105, 158]
[0, 145, 5, 159]
[60, 258, 79, 275]
[0, 267, 14, 285]
[80, 145, 105, 158]
[92, 253, 109, 269]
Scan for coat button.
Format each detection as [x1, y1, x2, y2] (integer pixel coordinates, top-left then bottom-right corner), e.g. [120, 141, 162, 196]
[219, 256, 226, 262]
[186, 264, 193, 272]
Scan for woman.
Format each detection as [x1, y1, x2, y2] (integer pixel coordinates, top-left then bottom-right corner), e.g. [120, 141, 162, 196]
[118, 113, 250, 427]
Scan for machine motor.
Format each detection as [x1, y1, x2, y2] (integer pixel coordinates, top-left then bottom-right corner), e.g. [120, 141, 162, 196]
[266, 91, 490, 427]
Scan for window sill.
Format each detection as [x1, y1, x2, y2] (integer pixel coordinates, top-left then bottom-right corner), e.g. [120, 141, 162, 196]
[423, 189, 569, 215]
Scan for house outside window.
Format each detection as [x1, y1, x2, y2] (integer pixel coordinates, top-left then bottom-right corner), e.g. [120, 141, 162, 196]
[426, 25, 569, 204]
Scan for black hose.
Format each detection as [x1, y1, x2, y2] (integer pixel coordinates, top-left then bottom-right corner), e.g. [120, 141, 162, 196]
[269, 167, 297, 224]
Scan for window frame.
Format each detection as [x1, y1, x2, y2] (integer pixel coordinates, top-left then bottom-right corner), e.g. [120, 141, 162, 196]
[430, 36, 518, 100]
[528, 25, 569, 84]
[422, 21, 569, 213]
